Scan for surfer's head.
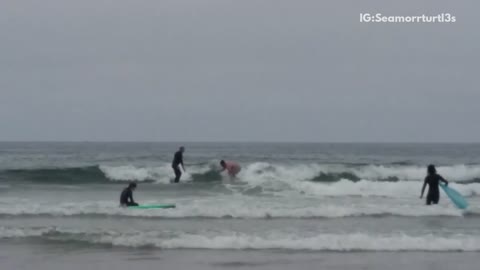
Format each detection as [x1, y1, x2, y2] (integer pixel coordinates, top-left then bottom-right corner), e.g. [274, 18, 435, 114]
[427, 164, 436, 175]
[220, 160, 226, 168]
[128, 182, 137, 190]
[179, 146, 185, 153]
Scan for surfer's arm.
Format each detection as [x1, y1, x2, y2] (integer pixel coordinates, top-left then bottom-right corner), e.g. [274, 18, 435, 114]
[180, 156, 185, 171]
[128, 190, 135, 203]
[440, 175, 448, 186]
[420, 178, 427, 198]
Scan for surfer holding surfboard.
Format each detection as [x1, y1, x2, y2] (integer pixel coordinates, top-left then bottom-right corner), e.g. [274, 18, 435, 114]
[420, 164, 449, 205]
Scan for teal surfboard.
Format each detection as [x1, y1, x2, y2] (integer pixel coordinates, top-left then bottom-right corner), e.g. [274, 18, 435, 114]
[128, 204, 176, 209]
[440, 183, 468, 209]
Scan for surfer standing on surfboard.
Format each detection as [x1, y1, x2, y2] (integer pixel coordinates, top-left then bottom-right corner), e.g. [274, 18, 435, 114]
[219, 160, 241, 179]
[420, 164, 449, 205]
[172, 146, 186, 183]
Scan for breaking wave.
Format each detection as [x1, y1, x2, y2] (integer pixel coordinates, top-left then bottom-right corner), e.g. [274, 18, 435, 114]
[0, 195, 477, 219]
[2, 226, 480, 251]
[2, 163, 480, 187]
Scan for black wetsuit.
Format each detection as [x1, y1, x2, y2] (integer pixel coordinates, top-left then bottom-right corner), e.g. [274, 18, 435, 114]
[424, 174, 448, 205]
[120, 187, 138, 206]
[172, 151, 183, 183]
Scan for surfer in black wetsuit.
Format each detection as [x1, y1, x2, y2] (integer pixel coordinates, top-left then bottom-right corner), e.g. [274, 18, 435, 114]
[172, 146, 185, 183]
[420, 164, 449, 205]
[120, 183, 138, 206]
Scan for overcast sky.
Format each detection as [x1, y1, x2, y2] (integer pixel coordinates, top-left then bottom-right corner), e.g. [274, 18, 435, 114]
[0, 0, 478, 142]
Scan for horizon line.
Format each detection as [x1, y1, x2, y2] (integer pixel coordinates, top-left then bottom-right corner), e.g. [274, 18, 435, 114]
[1, 140, 480, 144]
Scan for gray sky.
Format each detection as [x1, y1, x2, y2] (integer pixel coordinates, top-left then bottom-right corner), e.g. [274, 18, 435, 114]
[0, 0, 478, 142]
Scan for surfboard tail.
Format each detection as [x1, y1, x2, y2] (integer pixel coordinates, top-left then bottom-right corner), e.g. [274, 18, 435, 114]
[440, 183, 468, 209]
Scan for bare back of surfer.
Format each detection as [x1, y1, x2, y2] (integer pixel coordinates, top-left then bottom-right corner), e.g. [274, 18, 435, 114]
[219, 160, 241, 179]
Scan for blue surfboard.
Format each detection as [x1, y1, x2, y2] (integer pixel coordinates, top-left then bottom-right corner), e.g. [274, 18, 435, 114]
[440, 183, 468, 209]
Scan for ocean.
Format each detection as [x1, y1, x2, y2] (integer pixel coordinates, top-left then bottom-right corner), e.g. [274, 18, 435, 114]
[1, 142, 480, 269]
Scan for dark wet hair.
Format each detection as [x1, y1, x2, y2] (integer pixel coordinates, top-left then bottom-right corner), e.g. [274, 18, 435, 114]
[128, 182, 137, 189]
[427, 164, 436, 175]
[220, 160, 226, 166]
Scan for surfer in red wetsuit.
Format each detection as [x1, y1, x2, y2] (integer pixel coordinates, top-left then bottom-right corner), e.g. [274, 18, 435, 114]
[219, 160, 241, 179]
[420, 164, 449, 205]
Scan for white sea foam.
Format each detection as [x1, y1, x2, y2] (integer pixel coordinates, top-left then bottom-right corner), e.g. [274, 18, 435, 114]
[0, 227, 50, 238]
[353, 164, 480, 182]
[240, 162, 480, 182]
[288, 179, 480, 198]
[138, 232, 480, 251]
[230, 163, 480, 198]
[2, 226, 479, 251]
[0, 196, 475, 218]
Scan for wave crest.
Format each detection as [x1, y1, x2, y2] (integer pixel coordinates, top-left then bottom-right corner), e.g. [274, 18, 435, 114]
[2, 163, 480, 186]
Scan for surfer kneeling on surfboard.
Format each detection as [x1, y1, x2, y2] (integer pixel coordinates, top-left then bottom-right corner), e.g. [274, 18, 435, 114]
[219, 160, 241, 179]
[420, 164, 449, 205]
[120, 182, 139, 207]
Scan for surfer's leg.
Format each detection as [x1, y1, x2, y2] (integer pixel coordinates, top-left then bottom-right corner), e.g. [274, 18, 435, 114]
[426, 192, 439, 205]
[426, 193, 433, 205]
[173, 167, 181, 183]
[432, 192, 440, 204]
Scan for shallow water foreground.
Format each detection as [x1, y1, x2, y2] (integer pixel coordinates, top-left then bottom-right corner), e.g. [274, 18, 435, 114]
[2, 242, 479, 270]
